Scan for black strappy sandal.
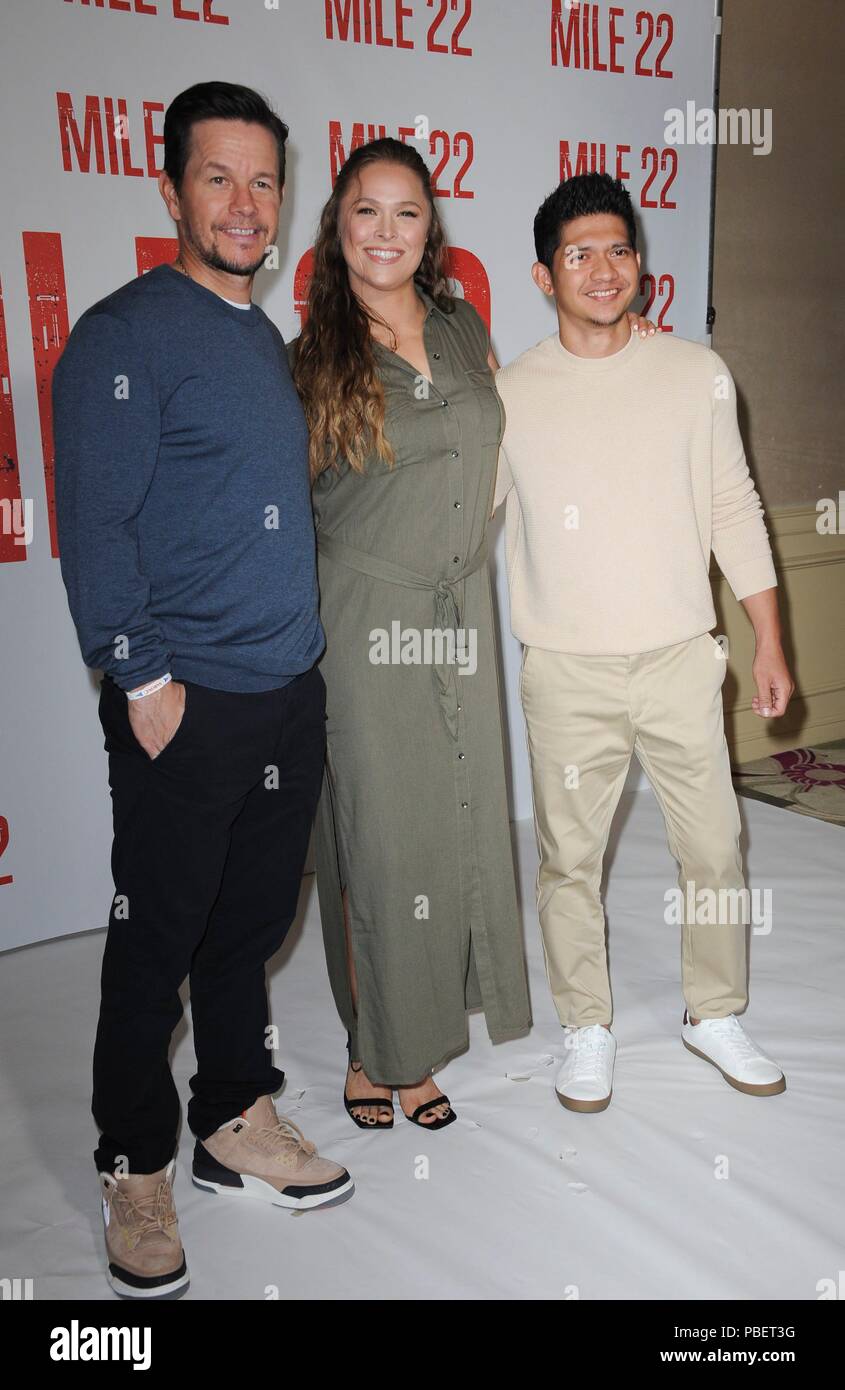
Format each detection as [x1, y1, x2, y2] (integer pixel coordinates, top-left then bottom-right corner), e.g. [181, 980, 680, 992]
[343, 1033, 394, 1129]
[402, 1091, 457, 1129]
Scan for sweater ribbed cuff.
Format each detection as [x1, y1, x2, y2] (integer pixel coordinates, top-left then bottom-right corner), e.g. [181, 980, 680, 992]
[722, 553, 778, 602]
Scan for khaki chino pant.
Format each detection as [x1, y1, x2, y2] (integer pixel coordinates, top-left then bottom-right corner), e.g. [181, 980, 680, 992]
[519, 633, 747, 1026]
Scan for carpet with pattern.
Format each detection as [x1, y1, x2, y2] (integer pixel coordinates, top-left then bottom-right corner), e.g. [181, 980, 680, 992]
[733, 739, 845, 828]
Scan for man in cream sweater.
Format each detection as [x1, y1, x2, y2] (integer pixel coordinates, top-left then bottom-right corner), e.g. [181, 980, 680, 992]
[494, 172, 794, 1112]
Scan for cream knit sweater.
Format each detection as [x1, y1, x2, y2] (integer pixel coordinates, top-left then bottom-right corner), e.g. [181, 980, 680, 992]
[493, 328, 777, 655]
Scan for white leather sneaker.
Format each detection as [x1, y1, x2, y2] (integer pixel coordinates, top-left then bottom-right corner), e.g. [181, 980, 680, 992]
[555, 1025, 616, 1112]
[681, 1010, 786, 1095]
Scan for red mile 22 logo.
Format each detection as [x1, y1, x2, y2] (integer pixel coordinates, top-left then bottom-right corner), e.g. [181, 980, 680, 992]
[324, 0, 473, 53]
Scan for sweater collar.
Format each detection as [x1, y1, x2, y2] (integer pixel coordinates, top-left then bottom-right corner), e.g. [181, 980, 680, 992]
[159, 262, 262, 327]
[551, 322, 641, 371]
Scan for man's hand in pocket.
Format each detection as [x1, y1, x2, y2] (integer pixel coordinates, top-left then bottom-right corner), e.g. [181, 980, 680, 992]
[127, 680, 186, 759]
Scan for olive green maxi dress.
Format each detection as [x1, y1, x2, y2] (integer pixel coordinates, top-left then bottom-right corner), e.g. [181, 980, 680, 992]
[289, 289, 531, 1085]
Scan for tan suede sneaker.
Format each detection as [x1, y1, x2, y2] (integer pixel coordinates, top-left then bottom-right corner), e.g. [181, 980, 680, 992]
[192, 1094, 354, 1210]
[99, 1158, 189, 1299]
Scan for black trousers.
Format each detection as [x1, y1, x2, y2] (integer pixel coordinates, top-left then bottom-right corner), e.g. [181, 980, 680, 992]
[92, 664, 326, 1175]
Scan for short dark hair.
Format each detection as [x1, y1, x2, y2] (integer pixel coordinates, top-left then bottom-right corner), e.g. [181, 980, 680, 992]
[533, 172, 637, 270]
[163, 81, 289, 192]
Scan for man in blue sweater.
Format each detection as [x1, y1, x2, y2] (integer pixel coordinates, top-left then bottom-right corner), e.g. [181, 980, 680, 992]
[53, 82, 352, 1301]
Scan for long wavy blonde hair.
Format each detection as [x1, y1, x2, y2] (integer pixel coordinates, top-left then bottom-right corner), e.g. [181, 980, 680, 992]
[290, 137, 455, 481]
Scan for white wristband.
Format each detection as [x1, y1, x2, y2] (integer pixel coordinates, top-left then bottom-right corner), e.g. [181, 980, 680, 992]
[126, 673, 173, 701]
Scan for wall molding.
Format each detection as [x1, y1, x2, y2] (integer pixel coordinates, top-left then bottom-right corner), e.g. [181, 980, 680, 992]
[710, 505, 845, 764]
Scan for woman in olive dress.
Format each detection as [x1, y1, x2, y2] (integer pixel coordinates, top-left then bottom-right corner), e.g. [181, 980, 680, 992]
[288, 138, 645, 1128]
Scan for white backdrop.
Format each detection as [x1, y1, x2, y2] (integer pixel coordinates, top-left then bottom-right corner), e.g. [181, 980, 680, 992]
[0, 0, 719, 949]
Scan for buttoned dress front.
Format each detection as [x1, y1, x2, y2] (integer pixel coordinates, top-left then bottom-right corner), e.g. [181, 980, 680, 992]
[289, 290, 531, 1085]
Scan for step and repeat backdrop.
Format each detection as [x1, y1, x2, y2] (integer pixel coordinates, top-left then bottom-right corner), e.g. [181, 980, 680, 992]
[1, 0, 719, 948]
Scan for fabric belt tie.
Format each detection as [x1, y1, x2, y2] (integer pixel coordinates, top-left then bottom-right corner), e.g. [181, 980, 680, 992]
[317, 530, 488, 739]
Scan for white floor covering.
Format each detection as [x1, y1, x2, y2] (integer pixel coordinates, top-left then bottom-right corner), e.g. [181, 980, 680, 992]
[1, 791, 843, 1301]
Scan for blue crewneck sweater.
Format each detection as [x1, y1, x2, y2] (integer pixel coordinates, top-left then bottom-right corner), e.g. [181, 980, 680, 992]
[53, 263, 324, 692]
